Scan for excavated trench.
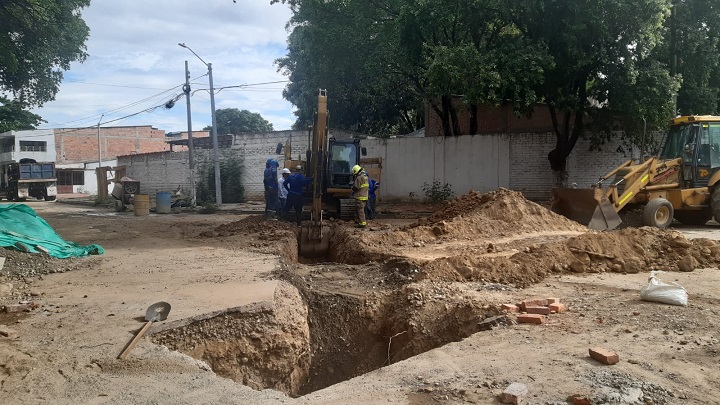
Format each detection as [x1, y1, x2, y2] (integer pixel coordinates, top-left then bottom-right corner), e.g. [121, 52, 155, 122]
[149, 227, 501, 397]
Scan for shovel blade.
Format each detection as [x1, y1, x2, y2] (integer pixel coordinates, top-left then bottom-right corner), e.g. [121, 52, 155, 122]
[145, 301, 171, 322]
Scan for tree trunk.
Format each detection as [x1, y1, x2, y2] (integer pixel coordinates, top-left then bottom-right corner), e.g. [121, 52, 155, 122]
[546, 74, 588, 188]
[547, 148, 569, 187]
[441, 95, 452, 136]
[469, 104, 478, 135]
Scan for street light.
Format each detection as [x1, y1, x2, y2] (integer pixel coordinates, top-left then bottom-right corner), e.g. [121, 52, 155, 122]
[179, 42, 222, 206]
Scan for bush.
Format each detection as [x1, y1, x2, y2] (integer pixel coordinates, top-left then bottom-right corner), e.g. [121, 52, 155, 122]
[196, 156, 245, 204]
[422, 180, 453, 204]
[197, 202, 218, 214]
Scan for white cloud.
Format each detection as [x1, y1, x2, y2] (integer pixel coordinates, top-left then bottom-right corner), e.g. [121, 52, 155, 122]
[33, 0, 295, 131]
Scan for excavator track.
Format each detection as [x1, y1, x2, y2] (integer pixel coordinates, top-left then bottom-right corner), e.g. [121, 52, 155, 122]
[339, 199, 355, 220]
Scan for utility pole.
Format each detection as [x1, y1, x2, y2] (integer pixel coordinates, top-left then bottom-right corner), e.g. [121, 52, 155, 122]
[208, 62, 222, 205]
[183, 61, 196, 206]
[97, 114, 104, 168]
[96, 114, 107, 200]
[178, 43, 222, 206]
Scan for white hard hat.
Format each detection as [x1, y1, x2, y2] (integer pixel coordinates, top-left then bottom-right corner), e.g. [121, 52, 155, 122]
[281, 168, 291, 174]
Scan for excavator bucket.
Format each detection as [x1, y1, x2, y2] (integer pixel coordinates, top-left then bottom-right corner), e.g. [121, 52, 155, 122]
[298, 223, 330, 258]
[551, 188, 622, 231]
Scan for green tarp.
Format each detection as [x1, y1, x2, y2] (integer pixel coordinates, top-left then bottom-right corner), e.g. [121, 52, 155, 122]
[0, 204, 104, 258]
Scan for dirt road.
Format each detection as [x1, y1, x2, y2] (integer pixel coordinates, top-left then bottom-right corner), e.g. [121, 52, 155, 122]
[1, 193, 719, 405]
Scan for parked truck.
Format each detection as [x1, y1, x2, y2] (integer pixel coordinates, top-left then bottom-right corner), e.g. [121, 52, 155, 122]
[0, 158, 57, 201]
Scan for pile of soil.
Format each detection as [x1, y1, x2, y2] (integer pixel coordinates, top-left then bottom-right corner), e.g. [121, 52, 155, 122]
[331, 188, 720, 289]
[199, 215, 294, 238]
[421, 227, 720, 287]
[410, 188, 586, 239]
[199, 215, 298, 261]
[0, 248, 98, 302]
[333, 188, 586, 263]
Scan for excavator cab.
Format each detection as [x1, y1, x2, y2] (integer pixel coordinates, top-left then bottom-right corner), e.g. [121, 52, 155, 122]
[327, 139, 359, 189]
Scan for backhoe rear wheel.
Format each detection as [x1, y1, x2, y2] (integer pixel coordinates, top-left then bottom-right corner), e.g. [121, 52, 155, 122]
[643, 198, 674, 228]
[711, 187, 720, 223]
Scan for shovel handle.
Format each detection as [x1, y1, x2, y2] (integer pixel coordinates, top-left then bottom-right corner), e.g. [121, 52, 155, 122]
[117, 321, 153, 360]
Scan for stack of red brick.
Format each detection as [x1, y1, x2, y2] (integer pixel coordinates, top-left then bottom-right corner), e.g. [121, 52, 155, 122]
[501, 298, 567, 324]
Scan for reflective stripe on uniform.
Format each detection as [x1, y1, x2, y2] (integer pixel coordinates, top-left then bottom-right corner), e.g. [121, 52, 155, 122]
[355, 196, 368, 200]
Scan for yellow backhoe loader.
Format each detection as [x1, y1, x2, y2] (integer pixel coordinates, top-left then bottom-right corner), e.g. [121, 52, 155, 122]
[552, 115, 720, 230]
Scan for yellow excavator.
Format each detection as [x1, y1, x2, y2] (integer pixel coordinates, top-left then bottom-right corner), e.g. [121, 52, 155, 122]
[552, 115, 720, 230]
[297, 89, 332, 257]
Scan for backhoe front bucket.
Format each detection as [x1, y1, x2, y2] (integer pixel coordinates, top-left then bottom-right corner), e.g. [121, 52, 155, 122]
[551, 188, 622, 231]
[298, 223, 330, 258]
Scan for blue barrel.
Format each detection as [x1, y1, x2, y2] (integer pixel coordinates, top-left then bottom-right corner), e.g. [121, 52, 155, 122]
[156, 192, 172, 214]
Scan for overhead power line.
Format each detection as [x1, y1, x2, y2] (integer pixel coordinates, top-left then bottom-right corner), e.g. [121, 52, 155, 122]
[38, 79, 291, 132]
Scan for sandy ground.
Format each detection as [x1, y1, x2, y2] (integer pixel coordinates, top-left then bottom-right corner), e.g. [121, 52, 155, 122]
[1, 198, 719, 405]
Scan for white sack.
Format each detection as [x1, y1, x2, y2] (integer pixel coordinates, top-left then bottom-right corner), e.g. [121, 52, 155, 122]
[640, 271, 688, 306]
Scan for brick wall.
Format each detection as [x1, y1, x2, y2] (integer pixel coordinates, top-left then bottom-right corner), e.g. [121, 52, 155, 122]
[117, 130, 309, 201]
[425, 100, 564, 136]
[509, 132, 641, 201]
[117, 129, 646, 203]
[118, 151, 191, 198]
[55, 126, 170, 164]
[232, 130, 308, 199]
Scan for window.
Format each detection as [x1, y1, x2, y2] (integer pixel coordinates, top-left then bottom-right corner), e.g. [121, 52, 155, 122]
[56, 170, 84, 186]
[329, 143, 357, 174]
[0, 139, 13, 153]
[699, 123, 720, 167]
[19, 141, 47, 152]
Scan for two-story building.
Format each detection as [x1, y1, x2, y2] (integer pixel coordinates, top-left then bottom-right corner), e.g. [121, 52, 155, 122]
[0, 129, 57, 164]
[0, 129, 57, 200]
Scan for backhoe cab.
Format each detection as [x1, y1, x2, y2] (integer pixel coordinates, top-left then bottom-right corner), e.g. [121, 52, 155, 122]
[552, 115, 720, 230]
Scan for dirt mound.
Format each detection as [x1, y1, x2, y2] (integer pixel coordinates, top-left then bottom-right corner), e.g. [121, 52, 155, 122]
[420, 227, 720, 287]
[199, 215, 299, 262]
[332, 189, 586, 264]
[199, 215, 294, 238]
[409, 188, 585, 239]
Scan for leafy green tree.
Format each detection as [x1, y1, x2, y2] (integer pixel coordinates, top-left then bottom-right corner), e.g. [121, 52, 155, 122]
[203, 108, 274, 134]
[274, 0, 549, 136]
[508, 0, 676, 185]
[274, 0, 709, 184]
[655, 0, 720, 116]
[0, 0, 90, 107]
[0, 97, 45, 133]
[275, 0, 423, 135]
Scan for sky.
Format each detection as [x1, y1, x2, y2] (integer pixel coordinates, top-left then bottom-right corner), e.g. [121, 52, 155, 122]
[32, 1, 296, 133]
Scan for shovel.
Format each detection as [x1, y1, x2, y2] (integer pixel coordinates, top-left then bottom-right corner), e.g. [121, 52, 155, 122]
[117, 301, 171, 360]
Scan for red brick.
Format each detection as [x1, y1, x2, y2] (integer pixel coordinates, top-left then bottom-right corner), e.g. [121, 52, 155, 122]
[519, 299, 548, 311]
[568, 395, 592, 405]
[525, 305, 551, 315]
[589, 347, 619, 365]
[0, 325, 19, 339]
[546, 297, 560, 304]
[549, 303, 567, 313]
[501, 304, 519, 313]
[517, 314, 545, 324]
